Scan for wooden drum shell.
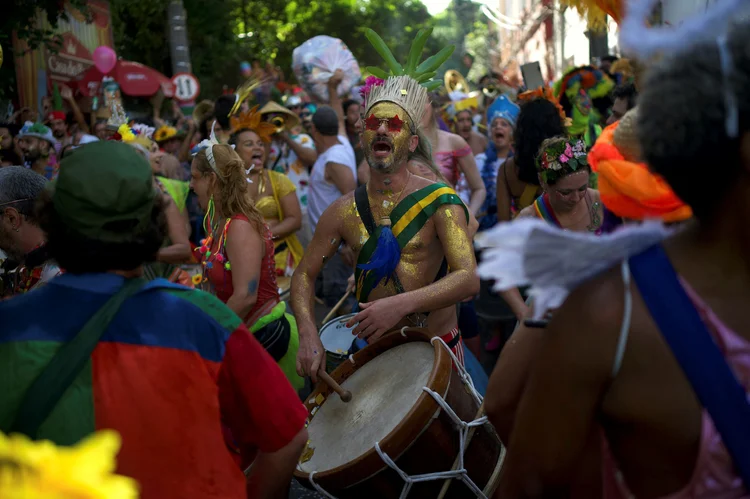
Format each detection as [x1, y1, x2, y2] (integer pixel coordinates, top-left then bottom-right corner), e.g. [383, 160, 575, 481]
[294, 330, 502, 498]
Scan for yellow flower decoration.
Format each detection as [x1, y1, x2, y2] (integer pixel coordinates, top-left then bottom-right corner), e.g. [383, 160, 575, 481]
[117, 124, 136, 143]
[0, 430, 138, 499]
[191, 274, 203, 286]
[153, 126, 177, 143]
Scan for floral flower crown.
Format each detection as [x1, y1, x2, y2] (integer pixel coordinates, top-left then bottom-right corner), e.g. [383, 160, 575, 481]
[537, 138, 589, 183]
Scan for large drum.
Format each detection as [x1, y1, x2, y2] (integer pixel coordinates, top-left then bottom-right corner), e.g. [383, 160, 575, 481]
[294, 330, 504, 498]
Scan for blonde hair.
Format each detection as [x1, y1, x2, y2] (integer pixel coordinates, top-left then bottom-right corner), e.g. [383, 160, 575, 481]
[408, 128, 449, 184]
[193, 144, 266, 231]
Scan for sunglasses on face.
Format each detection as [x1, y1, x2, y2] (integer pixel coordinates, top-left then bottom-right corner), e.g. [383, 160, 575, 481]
[364, 114, 404, 133]
[299, 112, 312, 120]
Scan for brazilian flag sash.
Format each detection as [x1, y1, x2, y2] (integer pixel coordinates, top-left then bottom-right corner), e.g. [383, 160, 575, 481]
[355, 182, 468, 303]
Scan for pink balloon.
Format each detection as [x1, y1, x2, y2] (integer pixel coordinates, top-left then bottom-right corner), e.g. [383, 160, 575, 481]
[93, 46, 117, 74]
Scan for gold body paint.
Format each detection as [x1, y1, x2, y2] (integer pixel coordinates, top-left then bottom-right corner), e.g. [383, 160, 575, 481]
[362, 102, 413, 173]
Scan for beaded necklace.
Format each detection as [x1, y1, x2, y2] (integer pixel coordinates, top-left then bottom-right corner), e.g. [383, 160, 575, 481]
[194, 217, 232, 287]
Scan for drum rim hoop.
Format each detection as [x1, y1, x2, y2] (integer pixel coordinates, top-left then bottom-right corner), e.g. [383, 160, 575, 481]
[295, 329, 453, 488]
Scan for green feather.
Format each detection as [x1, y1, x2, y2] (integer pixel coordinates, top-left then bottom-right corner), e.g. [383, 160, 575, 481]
[364, 28, 403, 75]
[406, 28, 432, 74]
[423, 80, 443, 92]
[366, 66, 390, 79]
[52, 83, 63, 111]
[415, 45, 455, 74]
[416, 71, 437, 83]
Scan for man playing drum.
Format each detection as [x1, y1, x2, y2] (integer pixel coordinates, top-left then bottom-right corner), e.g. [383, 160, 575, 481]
[292, 73, 480, 381]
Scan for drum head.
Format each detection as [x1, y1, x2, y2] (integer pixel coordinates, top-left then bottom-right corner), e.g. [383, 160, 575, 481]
[319, 313, 357, 354]
[299, 342, 435, 474]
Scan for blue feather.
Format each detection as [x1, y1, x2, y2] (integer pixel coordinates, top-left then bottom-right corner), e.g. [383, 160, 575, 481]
[357, 225, 401, 287]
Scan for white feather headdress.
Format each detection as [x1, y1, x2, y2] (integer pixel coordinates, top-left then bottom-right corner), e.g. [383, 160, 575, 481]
[194, 123, 249, 183]
[365, 76, 429, 129]
[476, 220, 672, 319]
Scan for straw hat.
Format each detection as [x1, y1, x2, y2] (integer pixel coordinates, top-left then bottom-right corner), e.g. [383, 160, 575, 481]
[259, 101, 300, 131]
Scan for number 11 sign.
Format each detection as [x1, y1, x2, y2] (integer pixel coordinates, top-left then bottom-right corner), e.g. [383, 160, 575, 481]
[171, 73, 200, 103]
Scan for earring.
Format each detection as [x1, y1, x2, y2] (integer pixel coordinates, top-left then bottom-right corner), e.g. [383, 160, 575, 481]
[13, 226, 19, 232]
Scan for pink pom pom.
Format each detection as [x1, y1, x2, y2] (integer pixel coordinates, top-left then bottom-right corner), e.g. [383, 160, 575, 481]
[215, 253, 224, 263]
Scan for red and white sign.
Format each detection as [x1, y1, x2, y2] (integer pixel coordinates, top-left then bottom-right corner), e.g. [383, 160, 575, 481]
[171, 73, 200, 102]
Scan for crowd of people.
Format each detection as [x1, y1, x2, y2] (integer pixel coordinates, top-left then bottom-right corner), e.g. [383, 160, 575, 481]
[1, 4, 749, 498]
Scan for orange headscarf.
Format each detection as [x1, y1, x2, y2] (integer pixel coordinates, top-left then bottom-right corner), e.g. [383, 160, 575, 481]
[589, 119, 692, 222]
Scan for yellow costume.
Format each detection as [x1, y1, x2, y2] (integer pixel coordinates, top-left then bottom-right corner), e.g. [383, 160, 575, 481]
[255, 170, 305, 276]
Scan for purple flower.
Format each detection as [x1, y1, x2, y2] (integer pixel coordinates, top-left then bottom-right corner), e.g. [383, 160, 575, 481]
[564, 143, 573, 157]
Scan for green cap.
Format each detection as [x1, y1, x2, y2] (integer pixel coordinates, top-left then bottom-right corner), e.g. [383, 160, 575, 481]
[52, 141, 156, 242]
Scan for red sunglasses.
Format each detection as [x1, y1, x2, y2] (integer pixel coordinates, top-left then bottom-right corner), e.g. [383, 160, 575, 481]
[364, 114, 404, 133]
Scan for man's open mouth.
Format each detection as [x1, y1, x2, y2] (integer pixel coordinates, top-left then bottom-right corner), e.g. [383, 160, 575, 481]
[373, 140, 392, 157]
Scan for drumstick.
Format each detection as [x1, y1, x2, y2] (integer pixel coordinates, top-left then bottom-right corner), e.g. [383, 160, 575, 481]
[317, 368, 352, 402]
[320, 290, 352, 326]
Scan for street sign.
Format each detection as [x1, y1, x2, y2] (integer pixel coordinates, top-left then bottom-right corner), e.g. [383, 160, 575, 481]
[171, 72, 200, 102]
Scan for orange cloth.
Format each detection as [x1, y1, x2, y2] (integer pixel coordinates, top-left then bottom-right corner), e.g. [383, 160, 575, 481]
[589, 122, 692, 222]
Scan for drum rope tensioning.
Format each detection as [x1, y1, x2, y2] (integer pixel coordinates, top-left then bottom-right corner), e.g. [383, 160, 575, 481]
[304, 330, 506, 499]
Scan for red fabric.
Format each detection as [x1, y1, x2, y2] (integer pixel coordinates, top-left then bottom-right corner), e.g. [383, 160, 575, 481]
[92, 326, 306, 498]
[77, 60, 175, 98]
[92, 343, 245, 499]
[439, 326, 465, 368]
[206, 214, 279, 324]
[218, 329, 308, 470]
[47, 111, 66, 122]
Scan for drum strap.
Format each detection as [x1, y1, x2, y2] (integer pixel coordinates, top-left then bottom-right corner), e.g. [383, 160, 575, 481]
[629, 244, 750, 487]
[354, 183, 462, 304]
[6, 278, 147, 439]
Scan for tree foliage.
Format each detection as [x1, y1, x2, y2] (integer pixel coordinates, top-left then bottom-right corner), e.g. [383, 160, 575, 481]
[110, 0, 481, 100]
[1, 0, 89, 102]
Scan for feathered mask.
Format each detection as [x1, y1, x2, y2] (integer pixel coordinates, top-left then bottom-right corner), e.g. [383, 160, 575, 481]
[229, 105, 275, 143]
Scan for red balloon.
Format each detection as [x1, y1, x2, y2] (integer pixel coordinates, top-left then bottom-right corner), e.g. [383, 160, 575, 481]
[93, 46, 117, 74]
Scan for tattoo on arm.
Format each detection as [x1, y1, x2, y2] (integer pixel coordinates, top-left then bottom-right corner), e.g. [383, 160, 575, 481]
[247, 280, 258, 294]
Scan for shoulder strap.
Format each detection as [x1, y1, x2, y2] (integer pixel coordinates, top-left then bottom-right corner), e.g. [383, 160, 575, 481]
[7, 278, 148, 439]
[629, 245, 750, 487]
[355, 183, 376, 235]
[518, 184, 538, 210]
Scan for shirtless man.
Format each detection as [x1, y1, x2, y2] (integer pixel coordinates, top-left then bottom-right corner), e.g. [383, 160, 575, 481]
[292, 76, 480, 381]
[494, 19, 750, 498]
[454, 108, 487, 156]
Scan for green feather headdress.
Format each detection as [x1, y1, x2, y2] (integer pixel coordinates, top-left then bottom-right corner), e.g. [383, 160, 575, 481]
[364, 28, 454, 93]
[363, 28, 454, 125]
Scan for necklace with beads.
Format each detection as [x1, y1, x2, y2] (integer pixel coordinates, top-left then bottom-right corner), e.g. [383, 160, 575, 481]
[194, 218, 233, 287]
